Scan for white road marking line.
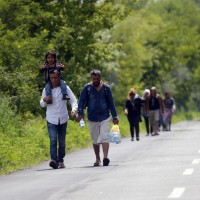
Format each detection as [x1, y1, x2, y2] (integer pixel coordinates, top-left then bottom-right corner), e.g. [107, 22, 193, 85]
[192, 159, 200, 164]
[168, 187, 185, 198]
[183, 168, 194, 175]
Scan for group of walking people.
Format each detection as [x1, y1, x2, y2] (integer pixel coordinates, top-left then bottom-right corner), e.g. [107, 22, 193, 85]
[39, 51, 119, 169]
[124, 86, 176, 141]
[39, 50, 175, 169]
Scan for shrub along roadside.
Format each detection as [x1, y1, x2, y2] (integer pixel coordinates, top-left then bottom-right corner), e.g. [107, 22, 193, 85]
[1, 109, 200, 175]
[0, 115, 91, 175]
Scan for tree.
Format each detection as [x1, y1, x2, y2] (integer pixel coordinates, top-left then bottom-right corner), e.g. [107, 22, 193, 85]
[0, 0, 129, 114]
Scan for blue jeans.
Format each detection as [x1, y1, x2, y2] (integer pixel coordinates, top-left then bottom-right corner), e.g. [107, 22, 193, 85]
[45, 80, 67, 96]
[47, 121, 67, 163]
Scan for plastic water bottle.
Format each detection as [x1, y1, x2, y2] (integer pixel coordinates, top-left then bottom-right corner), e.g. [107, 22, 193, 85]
[108, 132, 121, 144]
[108, 125, 121, 144]
[79, 119, 85, 128]
[113, 134, 121, 144]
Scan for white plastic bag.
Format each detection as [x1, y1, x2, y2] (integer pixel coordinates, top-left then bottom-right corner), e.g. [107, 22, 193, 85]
[108, 124, 121, 144]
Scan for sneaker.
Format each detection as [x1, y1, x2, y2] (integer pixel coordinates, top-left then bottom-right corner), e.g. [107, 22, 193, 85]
[58, 162, 65, 169]
[49, 160, 58, 169]
[136, 137, 139, 141]
[131, 137, 134, 141]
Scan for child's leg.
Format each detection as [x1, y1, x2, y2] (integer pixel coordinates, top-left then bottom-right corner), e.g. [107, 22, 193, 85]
[45, 82, 52, 104]
[60, 80, 68, 100]
[45, 82, 52, 96]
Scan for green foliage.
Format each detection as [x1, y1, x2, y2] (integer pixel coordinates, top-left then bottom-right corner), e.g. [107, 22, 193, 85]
[0, 97, 49, 174]
[111, 0, 200, 111]
[0, 0, 130, 114]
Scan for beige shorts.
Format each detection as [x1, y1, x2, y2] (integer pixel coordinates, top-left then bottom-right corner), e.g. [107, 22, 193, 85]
[88, 117, 110, 144]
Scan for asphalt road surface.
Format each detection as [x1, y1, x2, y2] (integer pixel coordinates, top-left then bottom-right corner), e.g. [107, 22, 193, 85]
[0, 121, 200, 200]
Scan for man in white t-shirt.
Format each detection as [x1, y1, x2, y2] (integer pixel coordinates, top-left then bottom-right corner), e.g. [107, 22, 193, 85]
[40, 69, 77, 169]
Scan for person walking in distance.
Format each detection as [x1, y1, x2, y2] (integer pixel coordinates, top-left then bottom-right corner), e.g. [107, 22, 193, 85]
[124, 88, 143, 141]
[162, 92, 176, 131]
[141, 89, 151, 136]
[77, 69, 119, 167]
[145, 87, 164, 136]
[40, 69, 77, 169]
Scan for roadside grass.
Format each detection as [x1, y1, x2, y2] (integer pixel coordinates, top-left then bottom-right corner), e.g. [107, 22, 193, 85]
[1, 111, 200, 175]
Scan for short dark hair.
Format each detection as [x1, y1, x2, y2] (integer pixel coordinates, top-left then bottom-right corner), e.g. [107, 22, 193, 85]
[49, 69, 60, 75]
[90, 69, 101, 76]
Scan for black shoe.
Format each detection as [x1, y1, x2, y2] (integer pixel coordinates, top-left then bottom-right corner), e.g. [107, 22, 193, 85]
[103, 158, 110, 166]
[131, 137, 134, 141]
[58, 162, 65, 169]
[136, 137, 139, 141]
[49, 160, 58, 169]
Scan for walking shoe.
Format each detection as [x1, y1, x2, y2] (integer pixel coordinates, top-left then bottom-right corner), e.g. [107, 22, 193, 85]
[49, 160, 58, 169]
[131, 137, 134, 141]
[103, 158, 110, 166]
[136, 137, 139, 141]
[94, 161, 101, 167]
[58, 162, 65, 169]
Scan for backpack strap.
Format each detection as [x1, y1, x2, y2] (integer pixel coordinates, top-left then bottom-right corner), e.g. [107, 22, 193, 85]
[86, 82, 92, 95]
[103, 83, 108, 96]
[83, 82, 92, 109]
[83, 82, 109, 109]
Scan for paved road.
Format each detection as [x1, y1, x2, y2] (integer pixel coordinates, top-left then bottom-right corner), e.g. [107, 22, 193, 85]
[0, 121, 200, 200]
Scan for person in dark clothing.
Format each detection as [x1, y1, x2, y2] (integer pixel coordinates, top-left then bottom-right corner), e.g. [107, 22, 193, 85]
[124, 88, 143, 141]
